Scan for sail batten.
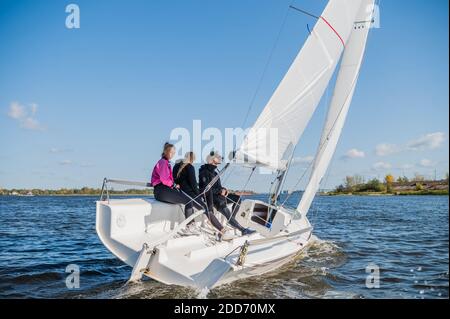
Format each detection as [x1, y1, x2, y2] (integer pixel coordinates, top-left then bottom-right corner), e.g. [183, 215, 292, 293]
[236, 0, 363, 170]
[297, 0, 375, 216]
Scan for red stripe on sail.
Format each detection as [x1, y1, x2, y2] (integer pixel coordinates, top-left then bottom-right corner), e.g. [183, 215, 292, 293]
[320, 16, 345, 47]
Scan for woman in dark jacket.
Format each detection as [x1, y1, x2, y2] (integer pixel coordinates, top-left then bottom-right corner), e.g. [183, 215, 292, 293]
[199, 151, 254, 236]
[173, 152, 224, 233]
[173, 152, 200, 197]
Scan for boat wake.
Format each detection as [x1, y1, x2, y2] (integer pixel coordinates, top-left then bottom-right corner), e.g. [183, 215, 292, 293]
[202, 236, 351, 299]
[196, 287, 211, 299]
[302, 235, 347, 267]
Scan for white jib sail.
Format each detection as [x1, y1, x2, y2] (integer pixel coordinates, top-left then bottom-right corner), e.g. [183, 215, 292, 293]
[236, 0, 363, 170]
[297, 0, 375, 216]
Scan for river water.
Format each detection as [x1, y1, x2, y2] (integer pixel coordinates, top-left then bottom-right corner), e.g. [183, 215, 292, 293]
[0, 195, 448, 299]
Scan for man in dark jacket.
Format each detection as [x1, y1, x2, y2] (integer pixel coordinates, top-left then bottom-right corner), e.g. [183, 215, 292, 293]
[199, 151, 254, 236]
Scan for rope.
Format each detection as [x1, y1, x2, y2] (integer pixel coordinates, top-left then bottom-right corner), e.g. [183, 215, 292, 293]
[241, 167, 256, 194]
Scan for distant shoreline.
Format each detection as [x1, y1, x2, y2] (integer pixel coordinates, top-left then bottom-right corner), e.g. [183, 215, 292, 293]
[0, 190, 258, 197]
[2, 191, 448, 197]
[0, 193, 154, 197]
[323, 190, 448, 196]
[320, 192, 449, 197]
[328, 178, 448, 197]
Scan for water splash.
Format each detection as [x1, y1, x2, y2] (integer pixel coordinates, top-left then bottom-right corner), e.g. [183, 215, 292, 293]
[196, 287, 210, 299]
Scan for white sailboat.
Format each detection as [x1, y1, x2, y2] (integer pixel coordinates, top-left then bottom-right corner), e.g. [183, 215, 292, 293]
[96, 0, 375, 290]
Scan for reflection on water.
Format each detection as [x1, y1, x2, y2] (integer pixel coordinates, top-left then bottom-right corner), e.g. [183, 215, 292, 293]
[0, 195, 448, 299]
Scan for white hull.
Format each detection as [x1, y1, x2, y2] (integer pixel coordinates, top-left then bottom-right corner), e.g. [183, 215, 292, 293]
[96, 198, 313, 289]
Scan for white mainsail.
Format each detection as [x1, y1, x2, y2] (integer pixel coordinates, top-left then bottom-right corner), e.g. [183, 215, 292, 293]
[297, 0, 375, 215]
[236, 0, 363, 170]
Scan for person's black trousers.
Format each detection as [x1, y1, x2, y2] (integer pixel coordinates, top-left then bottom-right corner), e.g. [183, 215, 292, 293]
[225, 193, 242, 215]
[154, 184, 203, 218]
[214, 193, 246, 232]
[183, 191, 224, 232]
[154, 184, 223, 231]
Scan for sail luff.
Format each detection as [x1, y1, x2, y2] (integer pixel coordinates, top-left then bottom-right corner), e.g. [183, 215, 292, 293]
[236, 0, 363, 171]
[297, 0, 375, 216]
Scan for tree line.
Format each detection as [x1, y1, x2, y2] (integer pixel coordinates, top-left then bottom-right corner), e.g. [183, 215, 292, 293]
[0, 187, 153, 196]
[333, 172, 449, 195]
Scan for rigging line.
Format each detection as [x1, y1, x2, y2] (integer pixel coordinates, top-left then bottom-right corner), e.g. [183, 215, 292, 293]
[307, 23, 312, 35]
[223, 195, 243, 222]
[321, 155, 333, 193]
[310, 198, 319, 226]
[242, 167, 256, 192]
[289, 5, 319, 20]
[267, 173, 278, 204]
[241, 0, 295, 129]
[222, 165, 235, 184]
[280, 164, 311, 207]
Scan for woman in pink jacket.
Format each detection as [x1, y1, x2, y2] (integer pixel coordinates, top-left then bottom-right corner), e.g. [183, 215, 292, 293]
[151, 143, 205, 222]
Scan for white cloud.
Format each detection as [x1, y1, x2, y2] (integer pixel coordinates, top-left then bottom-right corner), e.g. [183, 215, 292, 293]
[6, 101, 44, 131]
[343, 148, 365, 159]
[30, 103, 38, 115]
[59, 160, 73, 166]
[375, 143, 400, 157]
[21, 117, 42, 130]
[419, 159, 435, 168]
[50, 148, 72, 154]
[375, 132, 446, 157]
[407, 132, 445, 151]
[373, 161, 392, 170]
[7, 102, 27, 119]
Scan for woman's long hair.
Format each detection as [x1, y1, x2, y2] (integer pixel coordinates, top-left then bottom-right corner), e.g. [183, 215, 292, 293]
[177, 152, 195, 178]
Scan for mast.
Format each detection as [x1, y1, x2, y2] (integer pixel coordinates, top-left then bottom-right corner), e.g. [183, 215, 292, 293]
[270, 150, 296, 206]
[270, 170, 287, 206]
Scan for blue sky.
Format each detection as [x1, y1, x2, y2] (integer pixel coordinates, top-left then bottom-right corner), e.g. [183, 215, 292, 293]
[0, 0, 448, 192]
